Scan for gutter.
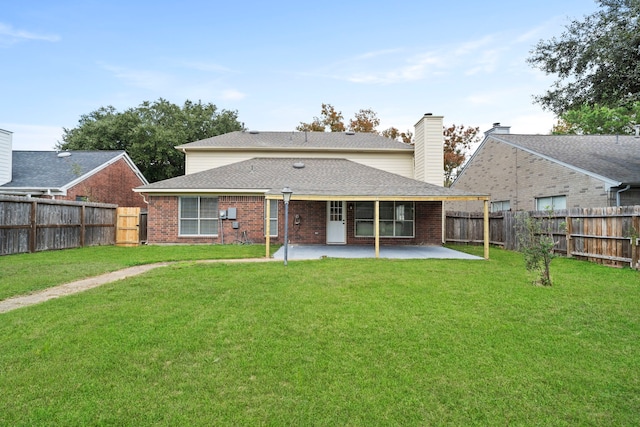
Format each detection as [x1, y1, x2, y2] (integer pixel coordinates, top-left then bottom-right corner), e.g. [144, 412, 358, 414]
[616, 184, 631, 207]
[0, 187, 65, 197]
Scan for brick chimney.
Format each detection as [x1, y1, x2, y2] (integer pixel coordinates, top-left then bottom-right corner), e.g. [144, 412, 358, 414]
[0, 129, 12, 186]
[413, 113, 444, 186]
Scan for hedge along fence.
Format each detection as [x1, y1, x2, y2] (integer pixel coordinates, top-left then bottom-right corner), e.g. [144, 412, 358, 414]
[0, 195, 117, 256]
[446, 206, 640, 269]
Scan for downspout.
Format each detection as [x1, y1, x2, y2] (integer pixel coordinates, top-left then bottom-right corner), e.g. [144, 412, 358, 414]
[616, 185, 631, 207]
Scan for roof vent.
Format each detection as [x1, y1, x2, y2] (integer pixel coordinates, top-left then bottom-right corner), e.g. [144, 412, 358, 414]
[249, 130, 259, 134]
[293, 162, 305, 169]
[424, 113, 432, 116]
[345, 131, 355, 135]
[57, 152, 71, 158]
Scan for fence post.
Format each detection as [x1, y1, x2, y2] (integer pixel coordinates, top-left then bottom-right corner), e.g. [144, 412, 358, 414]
[633, 215, 640, 270]
[483, 200, 489, 259]
[565, 214, 573, 258]
[80, 205, 86, 248]
[29, 200, 37, 253]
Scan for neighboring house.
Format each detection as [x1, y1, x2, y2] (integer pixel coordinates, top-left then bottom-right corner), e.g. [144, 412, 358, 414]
[449, 123, 640, 212]
[135, 114, 489, 255]
[0, 130, 148, 208]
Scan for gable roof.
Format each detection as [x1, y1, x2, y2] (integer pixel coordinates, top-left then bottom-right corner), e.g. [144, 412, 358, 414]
[176, 131, 414, 152]
[135, 157, 486, 201]
[479, 134, 640, 185]
[0, 150, 148, 195]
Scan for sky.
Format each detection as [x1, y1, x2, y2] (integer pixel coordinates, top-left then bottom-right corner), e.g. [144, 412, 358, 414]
[1, 1, 601, 151]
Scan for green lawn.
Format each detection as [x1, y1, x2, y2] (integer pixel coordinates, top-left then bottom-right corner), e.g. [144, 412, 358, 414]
[1, 246, 639, 425]
[0, 244, 266, 300]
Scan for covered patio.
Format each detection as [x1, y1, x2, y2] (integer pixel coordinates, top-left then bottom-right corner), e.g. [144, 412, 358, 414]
[265, 193, 491, 260]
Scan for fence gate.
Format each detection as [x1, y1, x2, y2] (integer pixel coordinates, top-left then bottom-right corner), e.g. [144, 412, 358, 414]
[116, 207, 140, 247]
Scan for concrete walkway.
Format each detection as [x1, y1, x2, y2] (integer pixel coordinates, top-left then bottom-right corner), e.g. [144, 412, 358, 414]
[0, 258, 277, 314]
[0, 246, 480, 314]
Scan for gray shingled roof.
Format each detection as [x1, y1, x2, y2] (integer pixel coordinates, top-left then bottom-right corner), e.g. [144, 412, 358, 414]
[1, 151, 127, 189]
[137, 158, 484, 199]
[177, 131, 414, 151]
[489, 134, 640, 184]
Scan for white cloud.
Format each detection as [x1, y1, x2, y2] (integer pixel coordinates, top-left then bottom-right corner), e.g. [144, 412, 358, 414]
[0, 23, 60, 44]
[337, 23, 568, 85]
[99, 62, 246, 104]
[465, 48, 505, 75]
[352, 48, 404, 61]
[327, 32, 516, 85]
[509, 111, 556, 134]
[346, 51, 446, 84]
[0, 123, 63, 150]
[181, 61, 233, 73]
[466, 94, 497, 106]
[454, 35, 495, 56]
[100, 63, 173, 91]
[220, 89, 246, 101]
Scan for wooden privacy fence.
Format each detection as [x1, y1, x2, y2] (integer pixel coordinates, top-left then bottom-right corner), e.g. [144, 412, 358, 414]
[0, 195, 118, 256]
[446, 206, 640, 269]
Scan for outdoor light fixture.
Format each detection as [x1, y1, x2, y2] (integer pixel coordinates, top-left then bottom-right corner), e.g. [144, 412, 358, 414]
[281, 187, 293, 266]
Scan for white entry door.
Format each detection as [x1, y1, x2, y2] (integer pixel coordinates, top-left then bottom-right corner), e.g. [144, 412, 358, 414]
[327, 201, 346, 244]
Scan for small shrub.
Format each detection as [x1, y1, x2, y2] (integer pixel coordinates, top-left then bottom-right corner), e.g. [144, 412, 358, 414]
[515, 210, 559, 286]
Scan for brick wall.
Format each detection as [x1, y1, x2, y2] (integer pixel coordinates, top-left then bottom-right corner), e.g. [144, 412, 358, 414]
[147, 196, 179, 244]
[346, 201, 442, 245]
[58, 158, 147, 208]
[220, 196, 268, 244]
[147, 196, 443, 246]
[287, 200, 327, 244]
[449, 138, 611, 212]
[147, 195, 273, 245]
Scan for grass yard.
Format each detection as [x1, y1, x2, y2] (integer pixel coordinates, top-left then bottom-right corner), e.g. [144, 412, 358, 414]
[0, 244, 265, 300]
[1, 246, 639, 425]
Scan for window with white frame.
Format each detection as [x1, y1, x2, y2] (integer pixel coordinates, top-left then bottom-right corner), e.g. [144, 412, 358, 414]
[491, 200, 511, 212]
[264, 199, 278, 237]
[535, 195, 566, 211]
[354, 201, 414, 237]
[179, 197, 218, 236]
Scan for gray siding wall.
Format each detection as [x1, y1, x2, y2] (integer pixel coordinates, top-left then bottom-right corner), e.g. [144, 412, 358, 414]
[447, 138, 610, 211]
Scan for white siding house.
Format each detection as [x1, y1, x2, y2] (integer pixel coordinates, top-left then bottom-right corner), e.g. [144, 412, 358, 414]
[0, 129, 12, 186]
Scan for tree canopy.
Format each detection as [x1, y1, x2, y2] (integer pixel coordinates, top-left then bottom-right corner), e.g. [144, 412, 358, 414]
[296, 103, 412, 143]
[552, 102, 640, 135]
[58, 99, 243, 182]
[528, 0, 640, 115]
[443, 124, 480, 186]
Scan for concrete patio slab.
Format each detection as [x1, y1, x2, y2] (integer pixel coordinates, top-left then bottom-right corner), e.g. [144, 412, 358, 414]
[272, 245, 483, 260]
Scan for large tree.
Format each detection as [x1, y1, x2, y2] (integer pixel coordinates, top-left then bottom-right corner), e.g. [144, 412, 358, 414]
[59, 99, 243, 182]
[528, 0, 640, 115]
[552, 102, 640, 134]
[443, 124, 480, 187]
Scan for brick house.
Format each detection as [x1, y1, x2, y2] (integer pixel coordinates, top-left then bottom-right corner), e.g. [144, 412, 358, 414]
[134, 114, 490, 256]
[448, 124, 640, 212]
[0, 129, 148, 208]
